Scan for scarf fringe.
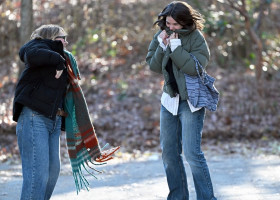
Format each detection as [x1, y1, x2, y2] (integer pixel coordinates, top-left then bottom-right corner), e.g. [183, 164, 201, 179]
[73, 167, 89, 194]
[72, 158, 103, 194]
[70, 144, 118, 194]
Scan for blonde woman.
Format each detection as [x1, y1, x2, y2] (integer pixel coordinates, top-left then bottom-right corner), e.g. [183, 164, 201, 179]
[13, 24, 118, 199]
[13, 24, 68, 200]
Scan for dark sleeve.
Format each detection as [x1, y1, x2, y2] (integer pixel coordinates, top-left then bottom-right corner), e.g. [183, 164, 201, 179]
[19, 42, 65, 70]
[26, 47, 65, 70]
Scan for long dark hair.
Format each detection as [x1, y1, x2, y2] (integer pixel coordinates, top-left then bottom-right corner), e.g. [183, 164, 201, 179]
[154, 1, 205, 31]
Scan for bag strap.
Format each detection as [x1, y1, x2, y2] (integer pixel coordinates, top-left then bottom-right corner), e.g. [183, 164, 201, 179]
[189, 53, 209, 85]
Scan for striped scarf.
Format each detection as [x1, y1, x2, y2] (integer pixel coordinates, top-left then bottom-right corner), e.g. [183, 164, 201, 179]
[63, 50, 116, 194]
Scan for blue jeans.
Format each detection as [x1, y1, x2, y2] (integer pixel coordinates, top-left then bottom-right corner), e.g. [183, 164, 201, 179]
[16, 106, 61, 200]
[160, 100, 216, 200]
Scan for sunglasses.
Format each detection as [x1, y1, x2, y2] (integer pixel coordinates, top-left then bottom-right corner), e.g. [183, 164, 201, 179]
[55, 36, 67, 41]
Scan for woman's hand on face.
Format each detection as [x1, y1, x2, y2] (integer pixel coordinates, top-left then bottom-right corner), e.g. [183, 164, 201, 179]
[169, 32, 178, 40]
[55, 70, 63, 79]
[159, 30, 169, 46]
[165, 33, 178, 46]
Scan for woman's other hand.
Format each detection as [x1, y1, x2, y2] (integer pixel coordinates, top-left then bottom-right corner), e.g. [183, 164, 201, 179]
[159, 30, 169, 46]
[55, 70, 63, 79]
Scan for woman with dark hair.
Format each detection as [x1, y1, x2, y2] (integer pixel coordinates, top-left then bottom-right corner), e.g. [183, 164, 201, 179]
[146, 1, 217, 200]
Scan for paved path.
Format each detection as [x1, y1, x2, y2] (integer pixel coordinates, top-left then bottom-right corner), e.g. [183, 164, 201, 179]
[1, 153, 280, 200]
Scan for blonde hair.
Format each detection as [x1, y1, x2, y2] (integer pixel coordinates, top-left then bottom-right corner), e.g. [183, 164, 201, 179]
[30, 24, 67, 40]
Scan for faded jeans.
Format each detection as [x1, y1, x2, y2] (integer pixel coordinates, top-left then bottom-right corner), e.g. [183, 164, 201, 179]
[16, 106, 61, 200]
[160, 100, 216, 200]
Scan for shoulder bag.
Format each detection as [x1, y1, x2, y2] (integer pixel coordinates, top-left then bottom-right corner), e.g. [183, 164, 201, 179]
[184, 54, 219, 112]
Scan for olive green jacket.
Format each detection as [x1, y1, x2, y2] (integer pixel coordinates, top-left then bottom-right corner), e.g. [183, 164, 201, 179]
[146, 29, 210, 99]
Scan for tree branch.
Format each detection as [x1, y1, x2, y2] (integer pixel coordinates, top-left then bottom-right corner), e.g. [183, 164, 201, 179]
[216, 0, 250, 20]
[253, 0, 271, 31]
[216, 0, 264, 81]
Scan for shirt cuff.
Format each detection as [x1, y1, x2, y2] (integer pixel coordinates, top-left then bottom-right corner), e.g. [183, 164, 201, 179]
[157, 35, 167, 51]
[170, 39, 181, 52]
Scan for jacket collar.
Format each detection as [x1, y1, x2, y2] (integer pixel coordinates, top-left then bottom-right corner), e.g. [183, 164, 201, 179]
[165, 25, 195, 37]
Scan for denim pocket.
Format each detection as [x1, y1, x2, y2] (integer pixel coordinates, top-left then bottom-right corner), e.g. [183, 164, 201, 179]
[16, 113, 24, 136]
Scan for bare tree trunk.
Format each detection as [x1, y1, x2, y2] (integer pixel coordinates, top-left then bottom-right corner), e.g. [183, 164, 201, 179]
[18, 0, 33, 77]
[241, 0, 265, 82]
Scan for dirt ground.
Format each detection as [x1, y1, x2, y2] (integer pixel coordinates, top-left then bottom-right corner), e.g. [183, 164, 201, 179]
[1, 150, 280, 200]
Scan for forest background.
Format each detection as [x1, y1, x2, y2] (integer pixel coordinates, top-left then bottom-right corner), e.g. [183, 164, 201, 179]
[0, 0, 279, 161]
